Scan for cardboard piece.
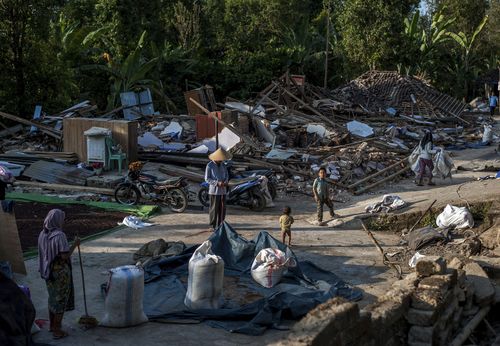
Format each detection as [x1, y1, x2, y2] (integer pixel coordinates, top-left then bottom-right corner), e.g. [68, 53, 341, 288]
[0, 207, 26, 275]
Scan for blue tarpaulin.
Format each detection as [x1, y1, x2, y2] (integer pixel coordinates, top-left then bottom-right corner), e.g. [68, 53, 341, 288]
[142, 222, 362, 335]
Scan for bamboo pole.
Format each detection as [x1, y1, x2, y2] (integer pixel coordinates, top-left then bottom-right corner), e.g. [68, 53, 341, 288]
[406, 199, 437, 235]
[354, 166, 410, 195]
[450, 307, 490, 346]
[348, 158, 409, 189]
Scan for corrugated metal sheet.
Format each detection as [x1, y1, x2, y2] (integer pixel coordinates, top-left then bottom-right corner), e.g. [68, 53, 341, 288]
[23, 161, 95, 186]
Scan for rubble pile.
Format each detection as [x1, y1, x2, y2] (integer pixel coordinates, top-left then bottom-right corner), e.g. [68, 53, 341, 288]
[0, 70, 497, 195]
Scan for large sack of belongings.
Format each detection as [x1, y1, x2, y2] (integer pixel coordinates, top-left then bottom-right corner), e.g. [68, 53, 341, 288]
[184, 240, 224, 310]
[101, 265, 148, 327]
[251, 248, 296, 288]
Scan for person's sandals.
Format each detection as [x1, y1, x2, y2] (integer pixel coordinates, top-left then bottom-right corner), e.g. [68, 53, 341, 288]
[52, 330, 69, 339]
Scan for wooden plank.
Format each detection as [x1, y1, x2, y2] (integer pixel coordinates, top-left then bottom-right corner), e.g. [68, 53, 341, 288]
[0, 124, 23, 138]
[354, 166, 410, 195]
[0, 208, 26, 274]
[63, 118, 137, 163]
[0, 111, 61, 139]
[348, 158, 409, 189]
[14, 181, 114, 195]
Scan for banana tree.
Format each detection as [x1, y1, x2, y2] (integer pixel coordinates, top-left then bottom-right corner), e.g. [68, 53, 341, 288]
[447, 15, 488, 100]
[81, 31, 159, 109]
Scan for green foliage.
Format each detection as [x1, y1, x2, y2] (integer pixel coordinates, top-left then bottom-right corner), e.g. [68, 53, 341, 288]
[0, 0, 497, 117]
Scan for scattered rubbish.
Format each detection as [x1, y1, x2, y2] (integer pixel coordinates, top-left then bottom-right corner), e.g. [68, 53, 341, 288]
[120, 215, 154, 229]
[101, 265, 148, 327]
[347, 120, 374, 138]
[408, 252, 426, 268]
[436, 204, 474, 229]
[407, 226, 448, 250]
[138, 132, 164, 148]
[184, 240, 224, 310]
[365, 194, 406, 213]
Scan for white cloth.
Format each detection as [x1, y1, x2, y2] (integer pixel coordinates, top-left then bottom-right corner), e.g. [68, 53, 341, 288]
[120, 216, 154, 229]
[436, 204, 474, 229]
[365, 195, 407, 213]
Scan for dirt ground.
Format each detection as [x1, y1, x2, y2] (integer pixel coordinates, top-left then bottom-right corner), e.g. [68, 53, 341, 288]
[12, 142, 500, 346]
[14, 202, 128, 252]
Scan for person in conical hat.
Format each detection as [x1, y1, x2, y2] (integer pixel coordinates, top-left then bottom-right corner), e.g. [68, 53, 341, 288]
[205, 148, 231, 230]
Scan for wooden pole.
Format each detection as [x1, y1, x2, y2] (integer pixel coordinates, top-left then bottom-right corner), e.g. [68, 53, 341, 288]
[361, 220, 402, 279]
[406, 199, 437, 235]
[348, 158, 409, 189]
[354, 166, 410, 195]
[450, 307, 490, 346]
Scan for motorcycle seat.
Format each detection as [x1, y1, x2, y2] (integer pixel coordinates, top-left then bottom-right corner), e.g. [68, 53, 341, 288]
[228, 176, 258, 187]
[156, 177, 182, 185]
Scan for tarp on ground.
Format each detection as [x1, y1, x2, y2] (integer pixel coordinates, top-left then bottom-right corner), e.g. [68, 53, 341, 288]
[5, 192, 158, 218]
[142, 222, 362, 335]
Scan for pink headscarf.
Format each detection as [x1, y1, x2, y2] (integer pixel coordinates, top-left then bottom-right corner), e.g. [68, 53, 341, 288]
[38, 209, 70, 279]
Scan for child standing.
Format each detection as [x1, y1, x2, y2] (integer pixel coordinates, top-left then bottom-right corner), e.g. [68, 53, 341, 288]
[313, 167, 335, 223]
[279, 206, 294, 246]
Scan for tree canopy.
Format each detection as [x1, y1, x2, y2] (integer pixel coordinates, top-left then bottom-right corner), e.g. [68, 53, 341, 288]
[0, 0, 497, 117]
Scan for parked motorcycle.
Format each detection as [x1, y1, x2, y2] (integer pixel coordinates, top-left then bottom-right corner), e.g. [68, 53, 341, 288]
[114, 165, 188, 213]
[198, 176, 266, 211]
[234, 168, 277, 200]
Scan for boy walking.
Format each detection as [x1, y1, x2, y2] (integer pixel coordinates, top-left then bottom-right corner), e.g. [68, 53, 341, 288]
[279, 206, 294, 246]
[313, 167, 334, 223]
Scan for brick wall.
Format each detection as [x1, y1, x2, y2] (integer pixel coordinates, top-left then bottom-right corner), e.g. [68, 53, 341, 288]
[272, 256, 496, 346]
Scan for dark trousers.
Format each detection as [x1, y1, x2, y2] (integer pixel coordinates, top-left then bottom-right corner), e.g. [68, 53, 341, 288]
[209, 194, 226, 229]
[317, 197, 334, 222]
[490, 106, 496, 116]
[417, 158, 434, 179]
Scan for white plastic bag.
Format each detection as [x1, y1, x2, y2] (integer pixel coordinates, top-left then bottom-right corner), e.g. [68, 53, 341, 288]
[0, 165, 14, 183]
[436, 204, 474, 229]
[482, 125, 493, 144]
[101, 265, 148, 327]
[432, 149, 454, 179]
[409, 146, 421, 174]
[120, 216, 154, 229]
[184, 240, 224, 309]
[251, 248, 296, 288]
[408, 252, 426, 268]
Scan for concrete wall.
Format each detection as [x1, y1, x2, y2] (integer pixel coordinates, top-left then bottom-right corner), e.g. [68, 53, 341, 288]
[272, 256, 496, 346]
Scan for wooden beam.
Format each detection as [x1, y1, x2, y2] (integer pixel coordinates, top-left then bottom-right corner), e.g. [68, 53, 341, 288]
[354, 166, 410, 195]
[0, 111, 61, 139]
[348, 158, 409, 189]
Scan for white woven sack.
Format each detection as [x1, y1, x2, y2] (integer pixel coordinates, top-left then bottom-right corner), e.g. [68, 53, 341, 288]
[101, 265, 148, 327]
[251, 248, 296, 288]
[436, 204, 474, 230]
[184, 240, 224, 309]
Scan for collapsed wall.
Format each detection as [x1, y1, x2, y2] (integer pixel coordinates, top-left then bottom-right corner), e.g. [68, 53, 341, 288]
[272, 256, 497, 346]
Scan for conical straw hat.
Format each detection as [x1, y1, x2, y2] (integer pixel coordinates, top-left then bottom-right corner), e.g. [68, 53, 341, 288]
[208, 148, 232, 161]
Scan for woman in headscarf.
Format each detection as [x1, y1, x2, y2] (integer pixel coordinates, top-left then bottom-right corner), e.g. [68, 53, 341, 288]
[415, 130, 437, 186]
[38, 209, 79, 339]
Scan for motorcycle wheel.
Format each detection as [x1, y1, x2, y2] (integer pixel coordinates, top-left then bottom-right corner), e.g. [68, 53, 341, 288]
[167, 188, 188, 213]
[197, 187, 210, 207]
[268, 182, 277, 200]
[249, 190, 266, 212]
[115, 183, 140, 205]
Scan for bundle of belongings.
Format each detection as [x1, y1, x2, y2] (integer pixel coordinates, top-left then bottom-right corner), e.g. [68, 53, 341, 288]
[141, 222, 362, 335]
[365, 195, 407, 214]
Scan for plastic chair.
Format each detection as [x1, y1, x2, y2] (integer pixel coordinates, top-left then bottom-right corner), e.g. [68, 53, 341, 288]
[105, 137, 127, 173]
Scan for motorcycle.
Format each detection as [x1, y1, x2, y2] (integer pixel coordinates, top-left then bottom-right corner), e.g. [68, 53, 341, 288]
[114, 167, 188, 213]
[234, 168, 277, 200]
[198, 176, 266, 211]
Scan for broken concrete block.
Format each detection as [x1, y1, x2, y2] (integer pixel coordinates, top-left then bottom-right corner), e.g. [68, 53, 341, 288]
[407, 308, 438, 326]
[381, 287, 413, 308]
[448, 257, 464, 270]
[366, 299, 406, 331]
[416, 256, 446, 277]
[288, 297, 360, 346]
[418, 275, 451, 295]
[392, 272, 419, 291]
[411, 289, 451, 311]
[408, 325, 434, 344]
[478, 225, 500, 249]
[464, 262, 495, 306]
[470, 256, 500, 279]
